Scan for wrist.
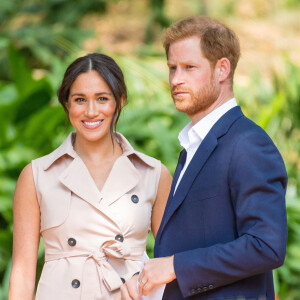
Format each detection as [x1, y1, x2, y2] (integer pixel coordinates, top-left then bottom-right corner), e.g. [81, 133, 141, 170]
[170, 255, 176, 280]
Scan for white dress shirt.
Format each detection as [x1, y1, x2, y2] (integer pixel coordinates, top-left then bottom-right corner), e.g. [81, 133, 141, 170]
[174, 98, 237, 194]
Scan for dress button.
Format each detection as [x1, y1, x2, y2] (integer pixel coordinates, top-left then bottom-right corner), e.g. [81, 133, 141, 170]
[68, 238, 76, 247]
[208, 284, 214, 290]
[131, 195, 139, 203]
[191, 288, 196, 294]
[203, 286, 208, 292]
[71, 279, 80, 288]
[121, 277, 125, 284]
[196, 287, 202, 293]
[115, 234, 124, 242]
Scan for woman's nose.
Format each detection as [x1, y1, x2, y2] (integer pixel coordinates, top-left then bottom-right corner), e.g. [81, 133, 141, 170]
[85, 100, 98, 118]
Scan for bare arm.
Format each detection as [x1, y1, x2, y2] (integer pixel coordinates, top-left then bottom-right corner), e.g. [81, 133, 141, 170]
[137, 165, 174, 296]
[151, 164, 172, 238]
[8, 163, 40, 300]
[120, 164, 172, 299]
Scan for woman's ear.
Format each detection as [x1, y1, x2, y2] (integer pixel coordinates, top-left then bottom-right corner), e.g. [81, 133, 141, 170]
[215, 57, 231, 82]
[120, 94, 127, 108]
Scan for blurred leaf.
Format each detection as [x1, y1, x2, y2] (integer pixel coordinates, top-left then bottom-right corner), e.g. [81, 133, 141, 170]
[0, 258, 11, 300]
[13, 78, 52, 124]
[7, 43, 35, 95]
[21, 105, 69, 154]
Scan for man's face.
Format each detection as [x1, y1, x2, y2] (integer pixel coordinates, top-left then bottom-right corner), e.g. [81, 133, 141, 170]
[167, 36, 220, 119]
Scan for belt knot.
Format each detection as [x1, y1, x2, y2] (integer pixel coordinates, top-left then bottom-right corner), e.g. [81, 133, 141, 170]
[45, 239, 144, 292]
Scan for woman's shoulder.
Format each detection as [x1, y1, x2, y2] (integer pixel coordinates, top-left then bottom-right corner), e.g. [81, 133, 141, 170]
[131, 149, 161, 169]
[32, 133, 75, 170]
[116, 132, 161, 169]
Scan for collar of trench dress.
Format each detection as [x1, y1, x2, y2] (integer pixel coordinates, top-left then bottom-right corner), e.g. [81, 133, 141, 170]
[39, 131, 159, 208]
[42, 131, 157, 171]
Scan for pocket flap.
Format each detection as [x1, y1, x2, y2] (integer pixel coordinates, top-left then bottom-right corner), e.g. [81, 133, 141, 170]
[40, 184, 71, 231]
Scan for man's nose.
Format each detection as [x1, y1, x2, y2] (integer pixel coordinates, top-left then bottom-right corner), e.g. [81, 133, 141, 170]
[170, 68, 184, 86]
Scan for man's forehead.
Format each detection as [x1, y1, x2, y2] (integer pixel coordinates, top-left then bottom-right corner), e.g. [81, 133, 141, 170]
[168, 36, 201, 54]
[167, 46, 204, 64]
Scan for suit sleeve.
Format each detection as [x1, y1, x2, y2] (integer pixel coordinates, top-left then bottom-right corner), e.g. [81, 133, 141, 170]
[173, 131, 288, 298]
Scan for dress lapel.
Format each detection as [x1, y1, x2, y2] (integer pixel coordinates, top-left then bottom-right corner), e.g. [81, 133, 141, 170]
[59, 156, 102, 208]
[54, 132, 152, 210]
[100, 155, 140, 206]
[44, 131, 152, 229]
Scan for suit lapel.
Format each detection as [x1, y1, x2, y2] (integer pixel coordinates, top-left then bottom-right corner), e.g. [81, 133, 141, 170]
[162, 149, 186, 216]
[157, 106, 244, 239]
[159, 133, 218, 235]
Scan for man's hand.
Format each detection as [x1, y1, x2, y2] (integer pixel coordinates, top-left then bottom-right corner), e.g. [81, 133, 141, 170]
[120, 274, 141, 300]
[138, 256, 176, 296]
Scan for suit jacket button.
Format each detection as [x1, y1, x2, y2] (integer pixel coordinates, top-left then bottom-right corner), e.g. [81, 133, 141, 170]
[68, 238, 76, 247]
[115, 234, 124, 242]
[71, 279, 80, 288]
[131, 195, 139, 203]
[208, 284, 214, 290]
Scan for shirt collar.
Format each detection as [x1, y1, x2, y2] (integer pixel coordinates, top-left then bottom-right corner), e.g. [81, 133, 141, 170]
[178, 98, 237, 150]
[43, 132, 156, 170]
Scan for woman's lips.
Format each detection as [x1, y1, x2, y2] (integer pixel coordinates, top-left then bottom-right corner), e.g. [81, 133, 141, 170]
[81, 120, 103, 129]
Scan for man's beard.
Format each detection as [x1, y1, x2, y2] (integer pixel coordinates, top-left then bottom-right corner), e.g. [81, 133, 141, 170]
[172, 78, 220, 116]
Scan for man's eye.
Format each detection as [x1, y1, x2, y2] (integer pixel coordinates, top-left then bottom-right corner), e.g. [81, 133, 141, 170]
[187, 65, 195, 69]
[169, 66, 176, 71]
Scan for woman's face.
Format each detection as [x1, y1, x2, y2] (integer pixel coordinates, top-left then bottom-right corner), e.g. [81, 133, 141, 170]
[68, 70, 116, 143]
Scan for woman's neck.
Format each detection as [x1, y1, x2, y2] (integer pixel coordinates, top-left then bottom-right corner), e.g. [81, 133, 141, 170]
[73, 133, 122, 164]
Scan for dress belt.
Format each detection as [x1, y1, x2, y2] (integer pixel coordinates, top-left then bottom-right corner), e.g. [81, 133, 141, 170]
[45, 240, 144, 292]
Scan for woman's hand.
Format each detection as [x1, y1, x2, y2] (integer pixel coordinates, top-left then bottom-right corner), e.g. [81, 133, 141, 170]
[120, 274, 141, 300]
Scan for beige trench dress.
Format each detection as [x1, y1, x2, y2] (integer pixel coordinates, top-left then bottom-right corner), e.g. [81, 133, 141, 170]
[31, 132, 161, 300]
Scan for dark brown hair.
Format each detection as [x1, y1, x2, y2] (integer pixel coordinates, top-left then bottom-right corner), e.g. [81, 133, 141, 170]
[163, 16, 240, 82]
[58, 53, 127, 136]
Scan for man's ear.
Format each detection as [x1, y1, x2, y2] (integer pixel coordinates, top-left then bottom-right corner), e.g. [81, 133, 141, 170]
[215, 58, 231, 82]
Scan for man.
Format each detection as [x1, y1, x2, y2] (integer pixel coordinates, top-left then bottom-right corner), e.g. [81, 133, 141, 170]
[121, 16, 287, 300]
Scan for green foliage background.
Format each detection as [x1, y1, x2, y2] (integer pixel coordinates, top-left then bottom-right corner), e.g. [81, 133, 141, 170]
[0, 0, 299, 299]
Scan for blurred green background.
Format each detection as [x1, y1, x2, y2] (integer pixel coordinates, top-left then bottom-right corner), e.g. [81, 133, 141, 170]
[0, 0, 299, 299]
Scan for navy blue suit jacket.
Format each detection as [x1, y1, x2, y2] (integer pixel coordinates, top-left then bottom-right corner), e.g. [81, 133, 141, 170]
[154, 107, 287, 300]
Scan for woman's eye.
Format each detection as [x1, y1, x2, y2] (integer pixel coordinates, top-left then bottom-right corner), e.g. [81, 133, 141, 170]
[187, 65, 195, 69]
[74, 98, 85, 102]
[98, 97, 108, 102]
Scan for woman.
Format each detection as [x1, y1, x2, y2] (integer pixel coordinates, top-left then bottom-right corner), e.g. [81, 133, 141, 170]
[8, 53, 172, 300]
